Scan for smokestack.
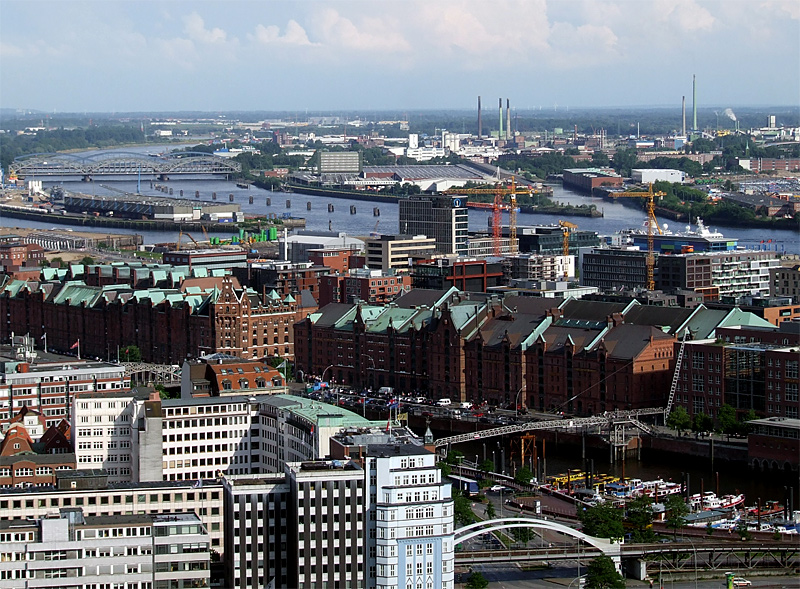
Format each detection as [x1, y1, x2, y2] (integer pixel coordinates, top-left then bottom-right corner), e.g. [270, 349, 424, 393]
[573, 125, 577, 144]
[506, 99, 511, 140]
[477, 96, 482, 139]
[682, 96, 686, 137]
[499, 98, 503, 139]
[692, 74, 697, 132]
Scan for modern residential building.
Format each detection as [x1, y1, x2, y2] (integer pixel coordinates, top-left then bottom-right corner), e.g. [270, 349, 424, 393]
[670, 321, 798, 421]
[517, 225, 600, 255]
[319, 151, 362, 174]
[318, 268, 412, 306]
[0, 509, 211, 589]
[398, 195, 468, 255]
[771, 264, 800, 301]
[581, 247, 650, 292]
[410, 257, 504, 293]
[509, 253, 574, 281]
[364, 234, 437, 273]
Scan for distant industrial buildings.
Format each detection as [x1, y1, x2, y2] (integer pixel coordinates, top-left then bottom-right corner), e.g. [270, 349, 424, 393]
[63, 193, 243, 222]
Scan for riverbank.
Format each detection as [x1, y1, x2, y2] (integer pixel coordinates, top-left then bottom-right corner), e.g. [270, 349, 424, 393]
[0, 204, 305, 233]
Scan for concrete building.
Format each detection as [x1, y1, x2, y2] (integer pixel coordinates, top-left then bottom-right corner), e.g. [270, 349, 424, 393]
[279, 231, 364, 265]
[163, 248, 248, 270]
[632, 169, 685, 184]
[509, 254, 574, 281]
[562, 168, 623, 193]
[398, 196, 468, 255]
[0, 509, 211, 589]
[771, 264, 800, 302]
[517, 225, 600, 255]
[410, 257, 504, 293]
[581, 247, 650, 292]
[319, 151, 362, 174]
[365, 234, 437, 273]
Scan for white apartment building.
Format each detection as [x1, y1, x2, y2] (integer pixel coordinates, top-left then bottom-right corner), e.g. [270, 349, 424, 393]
[330, 428, 455, 589]
[0, 352, 129, 434]
[0, 509, 210, 589]
[0, 472, 226, 553]
[509, 253, 575, 281]
[364, 234, 437, 273]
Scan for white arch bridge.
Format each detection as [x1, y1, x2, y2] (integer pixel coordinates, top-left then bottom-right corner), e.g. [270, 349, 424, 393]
[455, 517, 622, 570]
[10, 152, 241, 178]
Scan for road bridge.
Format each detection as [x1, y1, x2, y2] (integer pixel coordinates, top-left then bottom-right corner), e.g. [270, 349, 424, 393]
[10, 152, 241, 179]
[121, 362, 182, 386]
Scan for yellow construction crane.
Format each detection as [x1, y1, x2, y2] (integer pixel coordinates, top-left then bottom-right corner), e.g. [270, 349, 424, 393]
[558, 220, 578, 279]
[612, 183, 666, 290]
[176, 231, 200, 251]
[200, 225, 211, 246]
[446, 177, 531, 255]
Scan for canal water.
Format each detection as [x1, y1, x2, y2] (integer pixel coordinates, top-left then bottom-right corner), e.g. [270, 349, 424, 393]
[446, 435, 799, 510]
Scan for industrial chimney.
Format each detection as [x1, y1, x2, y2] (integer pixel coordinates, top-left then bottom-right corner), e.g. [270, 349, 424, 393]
[478, 96, 482, 139]
[682, 96, 686, 137]
[506, 99, 511, 140]
[499, 98, 503, 139]
[692, 75, 697, 133]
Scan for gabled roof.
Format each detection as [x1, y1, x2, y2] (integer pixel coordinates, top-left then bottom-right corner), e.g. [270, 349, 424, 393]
[600, 323, 674, 359]
[559, 298, 634, 321]
[541, 324, 607, 354]
[393, 287, 459, 310]
[623, 306, 696, 334]
[309, 303, 358, 328]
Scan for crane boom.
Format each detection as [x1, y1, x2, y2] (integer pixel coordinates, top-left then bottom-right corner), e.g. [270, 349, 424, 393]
[612, 183, 666, 290]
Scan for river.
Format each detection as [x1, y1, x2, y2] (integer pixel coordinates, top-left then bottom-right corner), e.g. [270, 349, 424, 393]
[5, 147, 799, 252]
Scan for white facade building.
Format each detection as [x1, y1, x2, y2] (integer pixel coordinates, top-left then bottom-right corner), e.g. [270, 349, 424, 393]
[631, 168, 685, 184]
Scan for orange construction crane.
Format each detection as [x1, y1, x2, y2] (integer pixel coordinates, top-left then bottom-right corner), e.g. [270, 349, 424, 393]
[446, 177, 531, 255]
[612, 183, 666, 290]
[176, 231, 200, 251]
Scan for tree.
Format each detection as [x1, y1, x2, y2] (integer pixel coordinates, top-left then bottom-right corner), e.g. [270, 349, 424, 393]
[454, 492, 476, 526]
[49, 256, 66, 269]
[717, 404, 737, 434]
[611, 149, 640, 177]
[514, 465, 534, 486]
[579, 504, 624, 541]
[119, 345, 141, 362]
[478, 459, 495, 477]
[445, 450, 464, 465]
[664, 494, 688, 538]
[666, 406, 691, 432]
[465, 571, 489, 589]
[626, 495, 655, 543]
[511, 526, 533, 546]
[692, 412, 713, 433]
[80, 256, 95, 265]
[585, 555, 625, 589]
[485, 501, 496, 520]
[437, 461, 452, 478]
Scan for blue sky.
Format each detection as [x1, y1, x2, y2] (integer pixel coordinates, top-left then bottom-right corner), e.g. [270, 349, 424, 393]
[1, 0, 798, 113]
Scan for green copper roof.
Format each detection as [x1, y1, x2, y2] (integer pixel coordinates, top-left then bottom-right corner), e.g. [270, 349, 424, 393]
[270, 394, 383, 429]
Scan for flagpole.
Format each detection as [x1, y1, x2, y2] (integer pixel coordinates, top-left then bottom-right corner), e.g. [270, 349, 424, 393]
[77, 339, 81, 361]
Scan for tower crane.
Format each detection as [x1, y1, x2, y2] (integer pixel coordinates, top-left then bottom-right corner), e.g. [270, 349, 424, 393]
[558, 220, 578, 279]
[446, 177, 531, 255]
[612, 183, 666, 290]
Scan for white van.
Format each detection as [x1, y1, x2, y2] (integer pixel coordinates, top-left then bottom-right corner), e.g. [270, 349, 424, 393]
[435, 398, 451, 407]
[460, 401, 472, 410]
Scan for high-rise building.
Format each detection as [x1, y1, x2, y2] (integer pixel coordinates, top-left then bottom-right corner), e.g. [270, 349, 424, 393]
[398, 196, 468, 255]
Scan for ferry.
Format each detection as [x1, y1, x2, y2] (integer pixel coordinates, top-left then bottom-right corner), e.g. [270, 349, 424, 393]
[689, 491, 745, 511]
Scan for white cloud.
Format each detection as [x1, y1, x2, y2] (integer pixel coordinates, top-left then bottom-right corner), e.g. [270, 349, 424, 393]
[0, 42, 24, 57]
[313, 8, 411, 52]
[652, 0, 715, 32]
[761, 0, 800, 19]
[183, 12, 228, 44]
[252, 20, 316, 46]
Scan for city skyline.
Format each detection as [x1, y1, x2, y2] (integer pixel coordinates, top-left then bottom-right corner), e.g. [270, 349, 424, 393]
[1, 0, 798, 113]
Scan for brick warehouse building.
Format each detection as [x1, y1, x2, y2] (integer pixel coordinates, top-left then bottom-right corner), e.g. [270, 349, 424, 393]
[294, 289, 764, 412]
[0, 275, 315, 364]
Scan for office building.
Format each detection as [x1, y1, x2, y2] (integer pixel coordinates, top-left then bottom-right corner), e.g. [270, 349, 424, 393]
[398, 196, 468, 255]
[771, 264, 800, 301]
[364, 234, 437, 273]
[0, 509, 211, 589]
[319, 151, 362, 174]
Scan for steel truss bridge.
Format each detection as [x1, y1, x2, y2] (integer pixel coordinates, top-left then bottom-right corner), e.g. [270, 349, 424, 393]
[121, 363, 182, 386]
[9, 152, 241, 178]
[435, 408, 663, 449]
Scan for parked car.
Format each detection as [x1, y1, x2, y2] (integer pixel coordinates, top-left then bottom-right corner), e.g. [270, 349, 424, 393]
[731, 577, 751, 587]
[489, 485, 508, 492]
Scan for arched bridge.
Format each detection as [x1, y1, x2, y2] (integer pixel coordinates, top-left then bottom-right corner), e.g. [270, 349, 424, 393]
[122, 362, 182, 386]
[9, 152, 241, 178]
[455, 517, 622, 570]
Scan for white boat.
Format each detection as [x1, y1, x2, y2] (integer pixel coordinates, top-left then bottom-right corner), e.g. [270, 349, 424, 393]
[690, 492, 745, 511]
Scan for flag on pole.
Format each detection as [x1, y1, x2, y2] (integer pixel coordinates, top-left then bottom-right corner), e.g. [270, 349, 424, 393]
[385, 417, 391, 433]
[70, 341, 79, 350]
[192, 479, 203, 489]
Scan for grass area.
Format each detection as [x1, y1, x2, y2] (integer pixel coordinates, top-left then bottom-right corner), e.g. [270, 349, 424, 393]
[130, 250, 163, 261]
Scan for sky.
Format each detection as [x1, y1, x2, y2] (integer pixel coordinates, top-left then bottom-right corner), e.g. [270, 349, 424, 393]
[1, 0, 798, 113]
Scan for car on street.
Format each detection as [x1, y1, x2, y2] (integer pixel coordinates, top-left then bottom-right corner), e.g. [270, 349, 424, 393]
[489, 485, 508, 492]
[731, 577, 751, 587]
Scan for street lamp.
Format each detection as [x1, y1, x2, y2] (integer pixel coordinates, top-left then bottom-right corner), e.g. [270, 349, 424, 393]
[362, 354, 376, 391]
[684, 535, 698, 589]
[321, 364, 335, 403]
[514, 386, 525, 419]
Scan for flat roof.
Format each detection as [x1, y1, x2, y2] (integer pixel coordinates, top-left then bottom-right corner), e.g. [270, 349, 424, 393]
[749, 417, 800, 430]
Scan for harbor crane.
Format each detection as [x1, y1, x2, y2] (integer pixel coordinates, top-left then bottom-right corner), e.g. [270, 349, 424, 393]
[446, 177, 531, 255]
[612, 183, 666, 290]
[176, 231, 200, 251]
